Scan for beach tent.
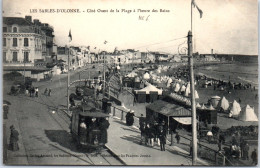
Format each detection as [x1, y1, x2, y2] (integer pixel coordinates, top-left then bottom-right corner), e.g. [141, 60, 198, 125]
[180, 85, 186, 92]
[230, 100, 241, 116]
[195, 90, 199, 99]
[143, 72, 150, 80]
[135, 84, 163, 95]
[126, 71, 138, 78]
[208, 104, 215, 110]
[210, 96, 221, 108]
[184, 87, 189, 97]
[239, 105, 258, 121]
[196, 103, 201, 108]
[201, 104, 206, 109]
[218, 96, 229, 111]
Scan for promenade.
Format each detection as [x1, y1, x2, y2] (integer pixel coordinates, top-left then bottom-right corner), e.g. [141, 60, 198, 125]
[106, 115, 209, 166]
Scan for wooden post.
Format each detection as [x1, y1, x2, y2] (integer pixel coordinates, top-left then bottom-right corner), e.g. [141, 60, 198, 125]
[121, 110, 124, 120]
[215, 152, 218, 165]
[188, 31, 197, 165]
[67, 46, 70, 115]
[170, 131, 174, 146]
[113, 106, 116, 116]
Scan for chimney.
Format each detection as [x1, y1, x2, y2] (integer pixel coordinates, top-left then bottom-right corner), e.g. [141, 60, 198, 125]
[33, 19, 40, 25]
[25, 16, 32, 22]
[211, 49, 213, 55]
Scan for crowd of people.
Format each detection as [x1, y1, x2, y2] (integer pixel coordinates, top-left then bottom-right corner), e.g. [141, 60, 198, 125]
[138, 116, 167, 151]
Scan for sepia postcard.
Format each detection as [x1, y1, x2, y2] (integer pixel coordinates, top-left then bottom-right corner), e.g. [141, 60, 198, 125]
[2, 0, 259, 166]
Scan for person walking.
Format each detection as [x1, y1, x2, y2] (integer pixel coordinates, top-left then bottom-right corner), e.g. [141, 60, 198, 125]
[9, 125, 19, 151]
[48, 88, 52, 96]
[251, 149, 257, 165]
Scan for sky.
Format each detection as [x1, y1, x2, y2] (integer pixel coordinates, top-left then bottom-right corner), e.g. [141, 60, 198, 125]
[3, 0, 258, 55]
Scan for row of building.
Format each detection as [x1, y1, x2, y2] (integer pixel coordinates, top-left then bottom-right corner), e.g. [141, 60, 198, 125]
[3, 15, 223, 81]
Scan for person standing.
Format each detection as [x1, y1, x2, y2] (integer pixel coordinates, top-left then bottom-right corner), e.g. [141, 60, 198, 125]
[44, 88, 48, 96]
[48, 88, 52, 96]
[189, 140, 192, 156]
[79, 118, 87, 145]
[35, 87, 39, 97]
[9, 125, 19, 151]
[126, 110, 135, 126]
[175, 132, 180, 144]
[99, 117, 110, 145]
[244, 143, 249, 160]
[139, 122, 146, 145]
[207, 130, 213, 143]
[146, 124, 154, 147]
[158, 128, 166, 151]
[251, 149, 257, 165]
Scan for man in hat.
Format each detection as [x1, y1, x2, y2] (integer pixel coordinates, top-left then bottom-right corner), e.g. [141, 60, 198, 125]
[9, 125, 19, 151]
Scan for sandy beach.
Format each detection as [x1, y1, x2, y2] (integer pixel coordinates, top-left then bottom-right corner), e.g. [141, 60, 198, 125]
[118, 62, 259, 130]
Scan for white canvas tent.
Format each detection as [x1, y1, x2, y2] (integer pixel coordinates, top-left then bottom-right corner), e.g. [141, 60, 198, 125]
[195, 90, 199, 99]
[230, 100, 241, 116]
[126, 71, 138, 77]
[239, 105, 258, 121]
[135, 84, 163, 95]
[180, 85, 186, 92]
[219, 96, 229, 111]
[174, 83, 180, 92]
[143, 72, 150, 80]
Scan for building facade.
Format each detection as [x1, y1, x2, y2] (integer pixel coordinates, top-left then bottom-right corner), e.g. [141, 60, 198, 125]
[3, 16, 54, 81]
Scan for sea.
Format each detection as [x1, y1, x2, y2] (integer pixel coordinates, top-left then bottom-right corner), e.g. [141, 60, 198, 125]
[194, 56, 258, 88]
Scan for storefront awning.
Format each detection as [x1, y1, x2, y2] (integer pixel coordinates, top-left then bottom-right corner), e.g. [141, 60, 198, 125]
[172, 117, 198, 125]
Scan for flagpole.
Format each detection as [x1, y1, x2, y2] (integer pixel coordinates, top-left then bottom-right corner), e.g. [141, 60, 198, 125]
[191, 0, 193, 32]
[67, 45, 70, 115]
[190, 0, 197, 165]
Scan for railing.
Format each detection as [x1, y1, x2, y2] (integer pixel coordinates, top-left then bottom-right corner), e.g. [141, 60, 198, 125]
[179, 135, 234, 166]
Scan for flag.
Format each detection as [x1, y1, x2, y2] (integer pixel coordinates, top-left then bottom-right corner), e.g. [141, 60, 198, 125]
[94, 47, 96, 49]
[104, 40, 107, 44]
[68, 29, 72, 42]
[192, 0, 203, 18]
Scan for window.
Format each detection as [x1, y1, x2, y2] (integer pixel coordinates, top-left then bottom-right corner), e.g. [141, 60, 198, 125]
[13, 38, 17, 47]
[3, 52, 6, 62]
[24, 38, 29, 47]
[24, 52, 29, 62]
[13, 27, 17, 33]
[3, 27, 7, 32]
[3, 38, 6, 46]
[12, 52, 18, 62]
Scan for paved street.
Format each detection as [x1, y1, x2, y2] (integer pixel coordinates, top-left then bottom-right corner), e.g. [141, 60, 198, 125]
[4, 65, 122, 165]
[4, 64, 209, 166]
